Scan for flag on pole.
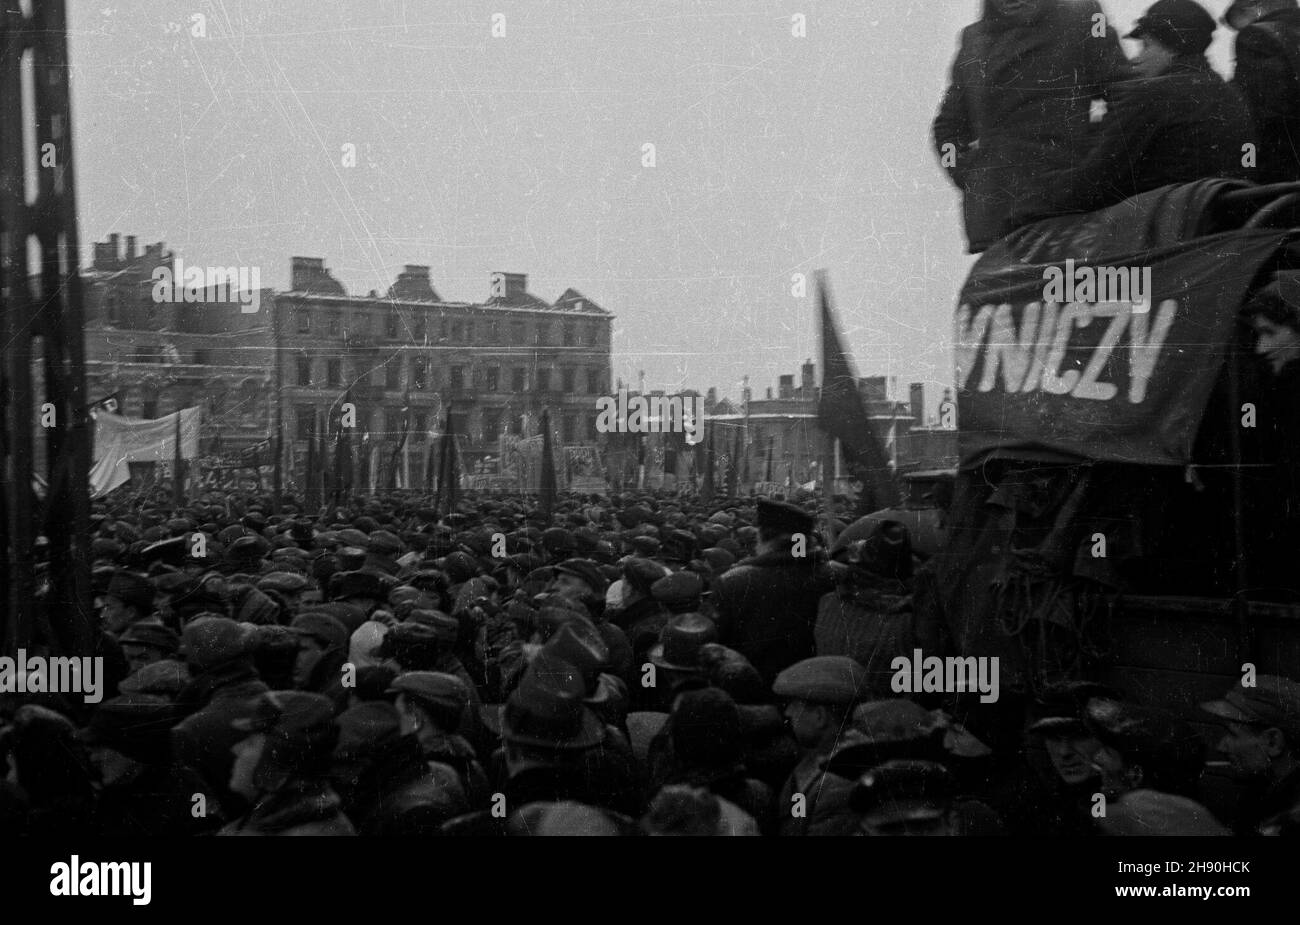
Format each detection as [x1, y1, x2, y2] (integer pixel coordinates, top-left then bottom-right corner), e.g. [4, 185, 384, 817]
[816, 271, 897, 512]
[700, 427, 716, 504]
[172, 409, 186, 509]
[539, 408, 557, 515]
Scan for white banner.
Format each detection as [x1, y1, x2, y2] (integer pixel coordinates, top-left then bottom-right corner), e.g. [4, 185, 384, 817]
[90, 407, 201, 498]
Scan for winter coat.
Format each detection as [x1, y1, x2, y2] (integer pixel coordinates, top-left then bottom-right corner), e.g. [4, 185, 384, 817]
[814, 579, 914, 696]
[171, 661, 269, 804]
[712, 549, 834, 684]
[1043, 56, 1256, 214]
[933, 0, 1126, 251]
[219, 779, 356, 836]
[1233, 8, 1300, 185]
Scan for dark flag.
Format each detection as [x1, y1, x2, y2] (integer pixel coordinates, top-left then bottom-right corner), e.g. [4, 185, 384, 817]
[425, 438, 436, 493]
[388, 389, 412, 490]
[304, 414, 318, 511]
[764, 434, 774, 483]
[700, 427, 715, 504]
[171, 409, 185, 509]
[727, 427, 742, 497]
[316, 411, 329, 511]
[816, 271, 897, 512]
[539, 408, 557, 515]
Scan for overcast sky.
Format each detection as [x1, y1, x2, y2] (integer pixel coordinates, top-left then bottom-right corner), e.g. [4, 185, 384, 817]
[68, 0, 1239, 406]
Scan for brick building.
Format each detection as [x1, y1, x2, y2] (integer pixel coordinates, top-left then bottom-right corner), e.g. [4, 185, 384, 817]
[276, 258, 613, 489]
[82, 234, 276, 459]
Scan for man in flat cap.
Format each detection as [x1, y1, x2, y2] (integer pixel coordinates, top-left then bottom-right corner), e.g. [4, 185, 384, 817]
[1202, 674, 1300, 835]
[1045, 0, 1256, 214]
[118, 622, 180, 676]
[712, 499, 833, 684]
[289, 612, 351, 712]
[772, 655, 867, 836]
[100, 570, 158, 636]
[1226, 0, 1300, 184]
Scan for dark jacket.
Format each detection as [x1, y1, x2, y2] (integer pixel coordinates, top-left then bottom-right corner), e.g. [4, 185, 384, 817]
[421, 732, 492, 807]
[933, 0, 1126, 251]
[1045, 57, 1256, 214]
[712, 549, 834, 684]
[171, 661, 269, 805]
[1233, 8, 1300, 185]
[611, 596, 670, 666]
[335, 735, 468, 836]
[93, 761, 224, 837]
[814, 579, 914, 696]
[219, 779, 356, 836]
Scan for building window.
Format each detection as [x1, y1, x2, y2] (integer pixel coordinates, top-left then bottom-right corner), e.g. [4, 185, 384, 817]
[483, 408, 502, 439]
[296, 356, 312, 386]
[412, 411, 428, 441]
[440, 320, 449, 340]
[486, 367, 500, 392]
[415, 317, 427, 340]
[353, 314, 369, 335]
[328, 314, 341, 336]
[537, 369, 551, 392]
[536, 322, 550, 345]
[563, 324, 575, 346]
[449, 366, 464, 391]
[327, 359, 341, 386]
[452, 321, 463, 343]
[466, 322, 475, 344]
[385, 358, 401, 390]
[412, 357, 427, 390]
[296, 406, 315, 440]
[561, 368, 575, 393]
[488, 321, 500, 343]
[511, 368, 526, 392]
[385, 313, 398, 338]
[587, 369, 601, 395]
[296, 311, 310, 334]
[511, 321, 524, 345]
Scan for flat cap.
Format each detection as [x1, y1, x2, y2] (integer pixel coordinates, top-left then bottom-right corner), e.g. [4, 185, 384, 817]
[1200, 674, 1300, 740]
[106, 570, 156, 613]
[773, 656, 867, 705]
[756, 499, 815, 536]
[118, 622, 180, 653]
[387, 670, 470, 714]
[257, 571, 312, 595]
[553, 558, 607, 596]
[289, 612, 350, 650]
[651, 569, 704, 605]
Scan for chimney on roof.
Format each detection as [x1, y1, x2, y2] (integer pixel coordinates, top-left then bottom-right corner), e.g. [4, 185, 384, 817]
[707, 387, 717, 406]
[109, 233, 121, 264]
[910, 382, 925, 428]
[766, 387, 773, 400]
[290, 256, 346, 296]
[490, 271, 528, 301]
[388, 264, 439, 302]
[126, 235, 137, 261]
[801, 360, 815, 397]
[778, 375, 794, 400]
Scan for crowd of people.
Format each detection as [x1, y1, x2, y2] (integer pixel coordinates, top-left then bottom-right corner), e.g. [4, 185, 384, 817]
[2, 487, 1297, 836]
[936, 0, 1300, 253]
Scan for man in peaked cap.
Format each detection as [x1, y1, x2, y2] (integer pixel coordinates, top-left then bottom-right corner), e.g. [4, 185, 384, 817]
[851, 760, 960, 837]
[117, 622, 180, 675]
[772, 655, 867, 836]
[289, 612, 351, 712]
[712, 499, 833, 684]
[388, 671, 490, 805]
[1226, 0, 1300, 184]
[101, 570, 158, 635]
[223, 691, 355, 835]
[1044, 0, 1255, 214]
[1201, 674, 1300, 835]
[549, 558, 633, 686]
[171, 616, 269, 814]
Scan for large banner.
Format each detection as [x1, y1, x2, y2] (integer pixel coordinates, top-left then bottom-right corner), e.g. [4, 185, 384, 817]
[956, 228, 1290, 466]
[90, 406, 201, 498]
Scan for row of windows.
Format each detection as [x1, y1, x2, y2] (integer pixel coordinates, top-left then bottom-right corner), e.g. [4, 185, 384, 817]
[294, 310, 605, 347]
[293, 356, 607, 395]
[294, 406, 598, 443]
